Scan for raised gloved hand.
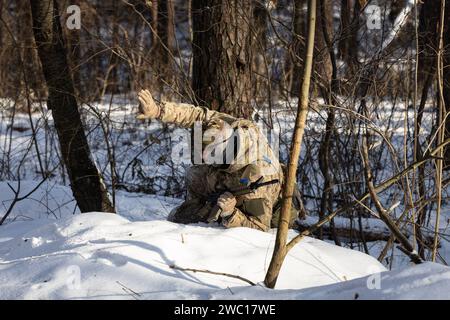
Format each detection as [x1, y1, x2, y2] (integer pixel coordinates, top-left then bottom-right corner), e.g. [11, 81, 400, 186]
[217, 192, 237, 218]
[137, 89, 160, 120]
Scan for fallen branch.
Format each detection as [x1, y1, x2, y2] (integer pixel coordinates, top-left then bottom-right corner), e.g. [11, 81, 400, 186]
[169, 264, 256, 286]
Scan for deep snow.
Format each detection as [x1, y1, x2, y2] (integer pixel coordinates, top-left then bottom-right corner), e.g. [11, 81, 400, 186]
[1, 97, 448, 271]
[1, 181, 449, 300]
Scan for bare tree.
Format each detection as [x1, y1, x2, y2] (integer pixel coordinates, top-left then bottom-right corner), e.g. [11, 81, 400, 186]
[30, 0, 115, 213]
[443, 1, 450, 168]
[289, 0, 307, 97]
[154, 0, 176, 94]
[264, 0, 317, 289]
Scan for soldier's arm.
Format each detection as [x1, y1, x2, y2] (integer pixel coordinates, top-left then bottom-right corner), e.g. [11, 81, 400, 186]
[158, 101, 238, 128]
[137, 88, 237, 128]
[158, 101, 211, 128]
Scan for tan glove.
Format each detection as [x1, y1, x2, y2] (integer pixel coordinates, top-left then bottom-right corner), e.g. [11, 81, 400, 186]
[217, 192, 237, 217]
[137, 89, 160, 120]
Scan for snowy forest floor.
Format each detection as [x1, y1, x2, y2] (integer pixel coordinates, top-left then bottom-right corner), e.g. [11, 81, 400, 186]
[0, 180, 449, 299]
[1, 97, 450, 299]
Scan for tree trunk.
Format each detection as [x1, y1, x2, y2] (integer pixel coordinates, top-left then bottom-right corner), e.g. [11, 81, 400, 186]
[192, 0, 254, 118]
[30, 0, 115, 213]
[344, 0, 360, 73]
[155, 0, 176, 94]
[317, 0, 340, 245]
[151, 0, 158, 50]
[156, 0, 175, 63]
[65, 0, 82, 97]
[290, 0, 307, 97]
[415, 0, 441, 256]
[0, 0, 3, 97]
[107, 0, 119, 94]
[291, 0, 331, 96]
[264, 0, 316, 289]
[443, 1, 450, 168]
[252, 0, 268, 102]
[0, 0, 3, 46]
[313, 0, 332, 87]
[338, 0, 350, 61]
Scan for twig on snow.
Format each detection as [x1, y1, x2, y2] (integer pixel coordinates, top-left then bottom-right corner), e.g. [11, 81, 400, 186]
[169, 264, 256, 286]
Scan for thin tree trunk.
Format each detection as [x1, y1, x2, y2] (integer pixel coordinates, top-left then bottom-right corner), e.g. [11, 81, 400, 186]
[433, 0, 446, 261]
[151, 0, 158, 50]
[317, 0, 340, 245]
[414, 0, 441, 256]
[0, 0, 3, 47]
[443, 1, 450, 168]
[290, 0, 307, 97]
[155, 0, 175, 93]
[30, 0, 115, 213]
[338, 0, 350, 61]
[347, 0, 360, 73]
[107, 1, 119, 94]
[264, 0, 316, 289]
[291, 0, 331, 96]
[252, 0, 270, 102]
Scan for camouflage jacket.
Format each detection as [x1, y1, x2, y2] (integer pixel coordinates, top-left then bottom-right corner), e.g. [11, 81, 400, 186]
[158, 101, 284, 232]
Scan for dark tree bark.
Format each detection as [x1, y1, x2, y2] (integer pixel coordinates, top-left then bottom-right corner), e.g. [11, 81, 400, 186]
[417, 0, 440, 93]
[313, 0, 332, 87]
[338, 0, 360, 73]
[156, 0, 175, 63]
[290, 0, 307, 97]
[414, 0, 440, 258]
[154, 0, 176, 92]
[151, 0, 159, 49]
[412, 0, 450, 256]
[252, 0, 269, 101]
[30, 0, 115, 213]
[291, 0, 332, 96]
[192, 0, 254, 118]
[64, 0, 82, 97]
[0, 0, 3, 97]
[415, 1, 450, 166]
[337, 0, 350, 60]
[107, 0, 119, 94]
[0, 0, 3, 46]
[317, 0, 340, 245]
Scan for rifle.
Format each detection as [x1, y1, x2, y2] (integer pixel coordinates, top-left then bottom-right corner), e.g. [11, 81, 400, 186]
[206, 177, 279, 223]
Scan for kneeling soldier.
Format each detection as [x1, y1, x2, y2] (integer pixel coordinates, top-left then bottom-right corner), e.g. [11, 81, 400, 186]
[137, 89, 302, 231]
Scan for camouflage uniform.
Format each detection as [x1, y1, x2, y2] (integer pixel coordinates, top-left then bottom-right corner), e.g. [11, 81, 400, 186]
[160, 101, 289, 232]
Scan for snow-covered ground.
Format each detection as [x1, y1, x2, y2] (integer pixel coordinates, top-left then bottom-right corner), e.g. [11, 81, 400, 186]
[1, 96, 449, 299]
[0, 181, 449, 300]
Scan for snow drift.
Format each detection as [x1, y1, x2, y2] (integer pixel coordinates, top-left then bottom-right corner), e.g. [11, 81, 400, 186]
[0, 181, 449, 300]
